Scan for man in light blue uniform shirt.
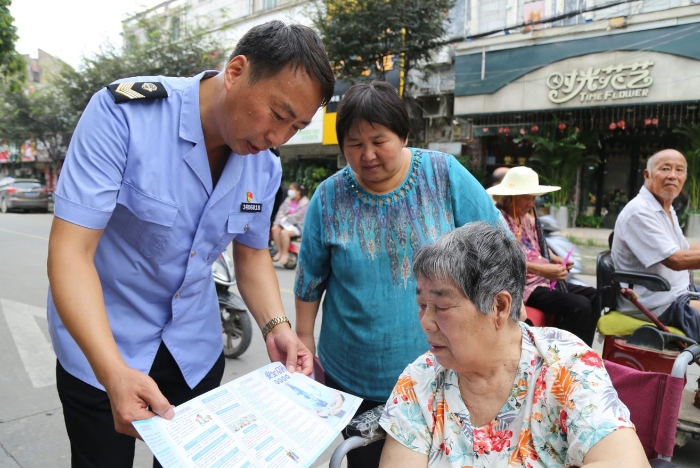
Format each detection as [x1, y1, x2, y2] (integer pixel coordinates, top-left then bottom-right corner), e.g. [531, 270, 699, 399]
[46, 21, 335, 466]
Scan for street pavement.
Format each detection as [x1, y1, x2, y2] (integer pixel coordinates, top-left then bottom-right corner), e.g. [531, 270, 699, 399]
[0, 214, 698, 467]
[0, 212, 340, 467]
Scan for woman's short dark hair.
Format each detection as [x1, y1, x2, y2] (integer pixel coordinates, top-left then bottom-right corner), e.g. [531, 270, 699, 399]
[231, 21, 335, 107]
[336, 81, 410, 151]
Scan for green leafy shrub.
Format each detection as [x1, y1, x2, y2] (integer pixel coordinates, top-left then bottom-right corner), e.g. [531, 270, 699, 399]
[575, 214, 604, 228]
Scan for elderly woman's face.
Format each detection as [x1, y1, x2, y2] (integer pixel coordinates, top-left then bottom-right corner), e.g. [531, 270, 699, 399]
[512, 195, 536, 218]
[416, 275, 492, 371]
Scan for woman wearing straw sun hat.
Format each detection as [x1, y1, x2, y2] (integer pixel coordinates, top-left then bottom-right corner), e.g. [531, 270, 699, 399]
[487, 167, 600, 346]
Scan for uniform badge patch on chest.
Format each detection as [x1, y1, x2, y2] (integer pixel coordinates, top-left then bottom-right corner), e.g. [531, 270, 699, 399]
[241, 203, 262, 212]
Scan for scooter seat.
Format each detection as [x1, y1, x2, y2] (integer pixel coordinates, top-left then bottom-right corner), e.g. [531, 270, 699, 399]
[597, 311, 685, 337]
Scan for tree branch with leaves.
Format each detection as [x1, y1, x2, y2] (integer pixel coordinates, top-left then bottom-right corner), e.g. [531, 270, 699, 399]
[0, 0, 25, 90]
[514, 122, 599, 214]
[309, 0, 455, 89]
[55, 7, 227, 120]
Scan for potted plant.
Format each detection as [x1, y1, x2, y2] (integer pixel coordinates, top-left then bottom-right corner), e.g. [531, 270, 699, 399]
[514, 121, 600, 229]
[674, 125, 700, 237]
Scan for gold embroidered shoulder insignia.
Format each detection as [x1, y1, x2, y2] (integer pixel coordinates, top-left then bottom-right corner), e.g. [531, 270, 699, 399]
[106, 82, 168, 103]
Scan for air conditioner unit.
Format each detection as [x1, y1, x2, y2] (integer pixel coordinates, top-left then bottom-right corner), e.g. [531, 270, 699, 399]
[430, 46, 454, 65]
[421, 96, 453, 119]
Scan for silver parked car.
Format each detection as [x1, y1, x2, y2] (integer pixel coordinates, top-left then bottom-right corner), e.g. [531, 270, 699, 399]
[0, 177, 50, 213]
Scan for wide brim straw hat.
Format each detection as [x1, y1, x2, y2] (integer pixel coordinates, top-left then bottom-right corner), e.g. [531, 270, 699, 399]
[486, 166, 560, 196]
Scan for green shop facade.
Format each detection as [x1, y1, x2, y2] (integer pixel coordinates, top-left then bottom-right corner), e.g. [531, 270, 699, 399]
[453, 22, 700, 224]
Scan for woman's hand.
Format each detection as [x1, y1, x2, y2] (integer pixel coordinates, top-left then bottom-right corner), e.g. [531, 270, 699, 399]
[550, 252, 574, 271]
[527, 262, 568, 281]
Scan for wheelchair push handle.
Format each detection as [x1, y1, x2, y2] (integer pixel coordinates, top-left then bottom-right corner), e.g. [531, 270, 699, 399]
[344, 404, 386, 440]
[329, 405, 387, 468]
[671, 344, 700, 378]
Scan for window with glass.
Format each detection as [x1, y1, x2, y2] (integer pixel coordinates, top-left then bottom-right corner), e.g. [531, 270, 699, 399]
[171, 17, 181, 41]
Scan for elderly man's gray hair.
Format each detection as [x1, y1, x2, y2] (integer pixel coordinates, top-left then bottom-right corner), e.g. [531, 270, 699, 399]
[647, 149, 686, 171]
[412, 221, 526, 322]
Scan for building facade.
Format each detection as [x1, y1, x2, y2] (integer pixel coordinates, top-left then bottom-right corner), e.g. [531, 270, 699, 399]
[119, 0, 700, 216]
[451, 0, 700, 220]
[121, 0, 337, 163]
[122, 0, 469, 169]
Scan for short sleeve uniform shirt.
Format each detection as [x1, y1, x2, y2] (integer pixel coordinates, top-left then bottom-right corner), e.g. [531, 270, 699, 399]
[48, 72, 282, 389]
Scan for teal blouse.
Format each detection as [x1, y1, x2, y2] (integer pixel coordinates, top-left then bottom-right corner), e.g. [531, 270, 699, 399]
[294, 149, 502, 401]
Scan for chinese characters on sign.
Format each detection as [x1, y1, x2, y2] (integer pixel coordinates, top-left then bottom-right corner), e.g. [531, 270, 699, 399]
[546, 61, 654, 104]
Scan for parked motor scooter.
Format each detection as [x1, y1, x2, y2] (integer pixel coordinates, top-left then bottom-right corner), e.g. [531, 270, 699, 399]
[212, 249, 252, 358]
[538, 215, 587, 287]
[268, 237, 300, 269]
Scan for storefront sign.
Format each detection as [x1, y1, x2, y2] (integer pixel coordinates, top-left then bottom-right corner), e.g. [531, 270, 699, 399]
[546, 61, 654, 104]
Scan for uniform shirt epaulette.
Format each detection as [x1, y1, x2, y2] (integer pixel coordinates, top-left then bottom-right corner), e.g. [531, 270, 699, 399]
[106, 82, 168, 103]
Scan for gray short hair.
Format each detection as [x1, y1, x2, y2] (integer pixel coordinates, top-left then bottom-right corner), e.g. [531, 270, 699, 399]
[647, 149, 685, 171]
[412, 222, 526, 322]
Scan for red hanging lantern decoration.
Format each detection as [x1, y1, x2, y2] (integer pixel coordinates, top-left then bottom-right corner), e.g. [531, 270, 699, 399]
[558, 122, 567, 131]
[482, 127, 489, 133]
[531, 125, 539, 132]
[617, 120, 626, 129]
[520, 128, 527, 135]
[609, 123, 617, 130]
[645, 118, 652, 126]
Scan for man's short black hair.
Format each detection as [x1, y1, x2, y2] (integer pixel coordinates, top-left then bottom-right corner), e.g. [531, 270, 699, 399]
[335, 81, 411, 151]
[231, 21, 335, 107]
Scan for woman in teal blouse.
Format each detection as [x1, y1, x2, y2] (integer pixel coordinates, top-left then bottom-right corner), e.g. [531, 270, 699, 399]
[293, 81, 501, 467]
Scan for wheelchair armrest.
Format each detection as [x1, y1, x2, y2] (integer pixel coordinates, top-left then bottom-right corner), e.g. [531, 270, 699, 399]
[330, 405, 388, 468]
[612, 270, 671, 292]
[344, 404, 386, 442]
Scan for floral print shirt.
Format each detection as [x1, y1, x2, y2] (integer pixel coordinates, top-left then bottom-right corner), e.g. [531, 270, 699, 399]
[499, 211, 550, 301]
[379, 324, 634, 467]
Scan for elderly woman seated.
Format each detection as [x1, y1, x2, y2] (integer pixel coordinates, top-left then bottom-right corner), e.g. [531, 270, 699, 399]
[378, 222, 649, 468]
[488, 166, 599, 346]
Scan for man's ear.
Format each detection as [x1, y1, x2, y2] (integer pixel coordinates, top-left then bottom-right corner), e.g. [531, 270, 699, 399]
[493, 291, 513, 328]
[224, 55, 247, 91]
[643, 168, 650, 182]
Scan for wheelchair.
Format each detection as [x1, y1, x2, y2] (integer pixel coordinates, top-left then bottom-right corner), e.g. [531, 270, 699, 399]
[595, 248, 700, 448]
[327, 248, 700, 466]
